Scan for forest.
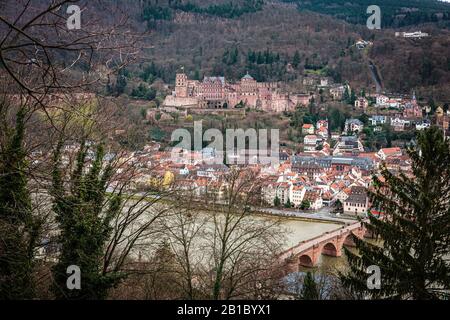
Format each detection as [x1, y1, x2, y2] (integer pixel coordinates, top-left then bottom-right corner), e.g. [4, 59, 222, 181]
[282, 0, 450, 28]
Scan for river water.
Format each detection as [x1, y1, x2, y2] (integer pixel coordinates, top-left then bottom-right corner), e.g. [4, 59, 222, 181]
[103, 196, 355, 273]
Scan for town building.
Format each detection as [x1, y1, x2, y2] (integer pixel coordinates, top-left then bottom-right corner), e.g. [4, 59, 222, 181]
[369, 115, 388, 126]
[390, 117, 411, 132]
[304, 135, 320, 150]
[303, 189, 323, 210]
[329, 85, 347, 100]
[344, 119, 364, 133]
[343, 186, 369, 216]
[333, 136, 365, 156]
[415, 121, 431, 131]
[317, 126, 328, 139]
[291, 185, 306, 207]
[303, 135, 321, 146]
[395, 31, 429, 39]
[292, 155, 374, 175]
[316, 120, 329, 130]
[302, 124, 315, 135]
[355, 97, 368, 110]
[377, 147, 402, 161]
[376, 94, 389, 106]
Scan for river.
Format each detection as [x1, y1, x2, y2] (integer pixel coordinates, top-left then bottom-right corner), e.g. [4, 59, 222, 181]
[35, 190, 354, 272]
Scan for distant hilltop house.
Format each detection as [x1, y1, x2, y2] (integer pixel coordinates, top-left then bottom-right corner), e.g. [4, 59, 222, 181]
[302, 75, 332, 87]
[395, 31, 429, 39]
[164, 70, 312, 112]
[354, 97, 368, 110]
[302, 124, 315, 135]
[303, 135, 321, 152]
[329, 85, 348, 101]
[375, 93, 422, 116]
[316, 120, 329, 138]
[344, 119, 364, 133]
[415, 120, 431, 131]
[355, 40, 373, 50]
[369, 115, 388, 126]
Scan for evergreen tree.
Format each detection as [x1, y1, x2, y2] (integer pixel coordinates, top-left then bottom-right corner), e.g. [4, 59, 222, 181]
[350, 90, 357, 106]
[256, 52, 264, 65]
[334, 199, 343, 213]
[194, 69, 200, 81]
[292, 51, 301, 68]
[341, 127, 450, 299]
[300, 200, 311, 210]
[115, 70, 127, 96]
[0, 106, 41, 299]
[284, 198, 292, 208]
[274, 196, 281, 207]
[51, 140, 124, 299]
[231, 48, 239, 64]
[358, 113, 369, 125]
[300, 272, 319, 300]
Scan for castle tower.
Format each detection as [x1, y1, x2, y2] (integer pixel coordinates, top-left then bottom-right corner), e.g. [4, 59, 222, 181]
[175, 69, 188, 98]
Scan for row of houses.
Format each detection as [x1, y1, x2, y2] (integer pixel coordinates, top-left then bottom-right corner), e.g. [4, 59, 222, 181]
[33, 134, 411, 217]
[259, 147, 409, 215]
[368, 115, 431, 131]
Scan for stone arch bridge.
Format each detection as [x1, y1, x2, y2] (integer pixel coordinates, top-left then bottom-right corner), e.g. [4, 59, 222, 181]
[279, 222, 367, 270]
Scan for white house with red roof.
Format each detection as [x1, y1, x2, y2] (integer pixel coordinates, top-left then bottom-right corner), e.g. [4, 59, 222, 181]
[376, 94, 389, 106]
[317, 126, 328, 139]
[316, 120, 329, 130]
[302, 124, 315, 135]
[304, 135, 320, 146]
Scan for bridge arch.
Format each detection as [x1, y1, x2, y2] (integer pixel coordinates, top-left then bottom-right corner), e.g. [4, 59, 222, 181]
[322, 242, 338, 256]
[299, 254, 314, 267]
[343, 233, 357, 247]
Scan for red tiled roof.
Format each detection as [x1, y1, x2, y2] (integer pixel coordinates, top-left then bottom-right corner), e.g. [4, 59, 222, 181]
[380, 147, 401, 155]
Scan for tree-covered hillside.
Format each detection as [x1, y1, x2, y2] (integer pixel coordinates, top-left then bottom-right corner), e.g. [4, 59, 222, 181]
[126, 0, 450, 102]
[5, 0, 449, 101]
[142, 0, 264, 27]
[282, 0, 450, 28]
